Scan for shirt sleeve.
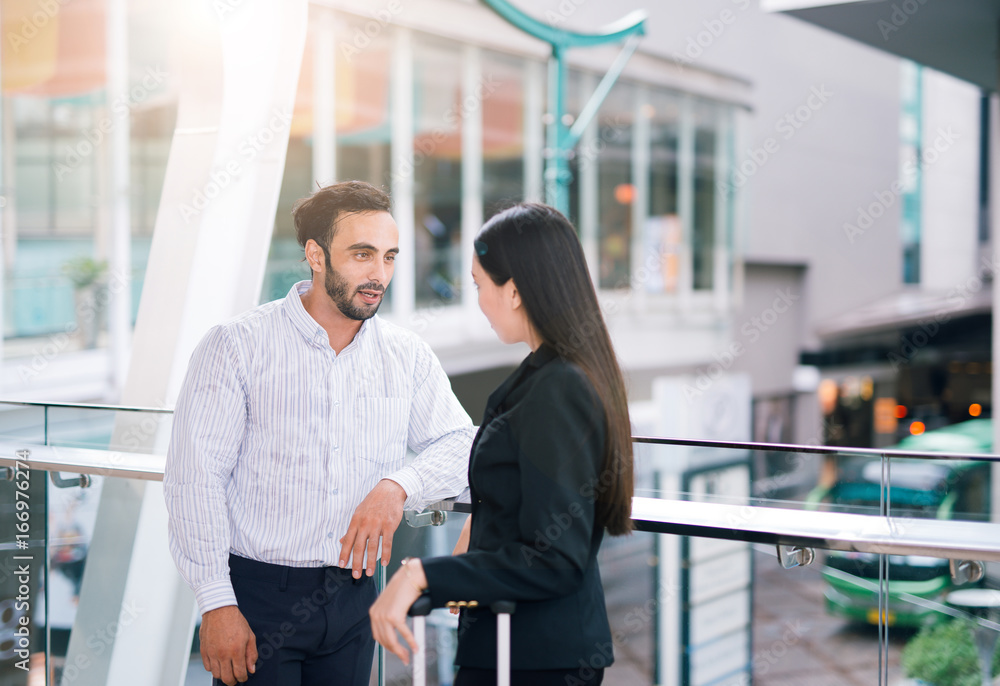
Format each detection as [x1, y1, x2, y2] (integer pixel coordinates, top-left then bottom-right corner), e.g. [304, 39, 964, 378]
[163, 325, 248, 615]
[421, 365, 606, 605]
[385, 339, 474, 510]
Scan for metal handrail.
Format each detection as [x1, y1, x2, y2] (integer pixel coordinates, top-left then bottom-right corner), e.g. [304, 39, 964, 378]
[0, 399, 994, 463]
[3, 433, 1000, 562]
[633, 435, 1000, 463]
[0, 399, 173, 413]
[0, 442, 165, 481]
[631, 496, 1000, 562]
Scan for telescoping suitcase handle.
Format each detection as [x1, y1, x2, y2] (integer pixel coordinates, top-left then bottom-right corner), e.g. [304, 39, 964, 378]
[407, 596, 516, 686]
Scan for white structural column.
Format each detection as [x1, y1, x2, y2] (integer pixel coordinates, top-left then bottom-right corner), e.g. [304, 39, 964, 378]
[106, 0, 132, 399]
[62, 2, 309, 685]
[461, 44, 483, 311]
[523, 60, 544, 204]
[579, 74, 599, 284]
[630, 85, 650, 307]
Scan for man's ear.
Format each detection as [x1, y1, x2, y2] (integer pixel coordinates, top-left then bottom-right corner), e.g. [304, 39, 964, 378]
[305, 239, 325, 273]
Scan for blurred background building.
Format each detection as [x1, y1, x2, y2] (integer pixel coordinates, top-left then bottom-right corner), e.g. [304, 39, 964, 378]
[0, 0, 997, 684]
[1, 0, 992, 450]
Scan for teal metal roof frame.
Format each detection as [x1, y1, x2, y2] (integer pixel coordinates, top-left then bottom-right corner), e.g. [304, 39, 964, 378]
[481, 0, 647, 215]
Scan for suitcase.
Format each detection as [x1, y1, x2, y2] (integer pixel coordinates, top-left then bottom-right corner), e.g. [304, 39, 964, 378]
[408, 595, 516, 686]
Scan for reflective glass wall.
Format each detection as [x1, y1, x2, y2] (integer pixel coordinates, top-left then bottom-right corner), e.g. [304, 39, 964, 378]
[1, 0, 176, 355]
[259, 6, 741, 317]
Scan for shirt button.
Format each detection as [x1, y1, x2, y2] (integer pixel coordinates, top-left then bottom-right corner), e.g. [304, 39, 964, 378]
[327, 533, 334, 538]
[334, 401, 340, 408]
[331, 488, 339, 495]
[334, 446, 340, 452]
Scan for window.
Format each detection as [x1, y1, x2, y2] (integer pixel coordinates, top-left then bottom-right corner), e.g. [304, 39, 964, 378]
[692, 99, 718, 291]
[647, 92, 681, 294]
[482, 50, 529, 220]
[412, 37, 463, 308]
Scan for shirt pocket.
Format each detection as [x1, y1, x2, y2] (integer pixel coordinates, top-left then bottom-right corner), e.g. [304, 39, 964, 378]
[355, 397, 408, 465]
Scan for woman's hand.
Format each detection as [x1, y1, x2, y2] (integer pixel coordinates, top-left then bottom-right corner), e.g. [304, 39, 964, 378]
[448, 517, 472, 614]
[369, 558, 427, 665]
[452, 516, 472, 556]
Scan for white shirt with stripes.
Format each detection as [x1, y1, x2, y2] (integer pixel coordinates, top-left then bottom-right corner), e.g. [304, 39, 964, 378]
[164, 281, 474, 614]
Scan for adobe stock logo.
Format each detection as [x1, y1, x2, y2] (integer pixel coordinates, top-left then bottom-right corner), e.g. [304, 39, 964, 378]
[877, 0, 929, 40]
[718, 85, 832, 197]
[672, 0, 751, 70]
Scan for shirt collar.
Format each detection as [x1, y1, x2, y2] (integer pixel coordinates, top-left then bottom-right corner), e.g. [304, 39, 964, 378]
[283, 280, 374, 350]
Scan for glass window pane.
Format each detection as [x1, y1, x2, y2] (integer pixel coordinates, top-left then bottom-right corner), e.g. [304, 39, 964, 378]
[482, 51, 526, 219]
[693, 100, 717, 291]
[14, 160, 50, 232]
[265, 136, 313, 304]
[332, 15, 393, 310]
[413, 37, 462, 308]
[335, 16, 392, 187]
[647, 93, 681, 294]
[53, 135, 95, 232]
[596, 82, 634, 291]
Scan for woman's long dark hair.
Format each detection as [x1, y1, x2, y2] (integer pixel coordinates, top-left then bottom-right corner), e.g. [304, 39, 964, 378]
[476, 203, 633, 535]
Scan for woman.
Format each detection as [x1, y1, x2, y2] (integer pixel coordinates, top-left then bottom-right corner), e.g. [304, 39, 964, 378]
[369, 203, 633, 686]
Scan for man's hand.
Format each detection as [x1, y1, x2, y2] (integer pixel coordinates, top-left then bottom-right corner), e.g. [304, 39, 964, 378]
[200, 605, 257, 685]
[339, 479, 407, 578]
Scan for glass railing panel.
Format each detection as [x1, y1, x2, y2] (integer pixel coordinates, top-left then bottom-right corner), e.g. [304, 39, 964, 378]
[598, 529, 658, 685]
[632, 439, 841, 510]
[894, 554, 1000, 686]
[4, 414, 1000, 686]
[0, 403, 173, 685]
[45, 470, 89, 685]
[754, 544, 910, 685]
[631, 440, 757, 685]
[390, 505, 659, 686]
[0, 401, 172, 453]
[380, 506, 471, 686]
[0, 403, 47, 444]
[1, 465, 49, 685]
[631, 439, 918, 686]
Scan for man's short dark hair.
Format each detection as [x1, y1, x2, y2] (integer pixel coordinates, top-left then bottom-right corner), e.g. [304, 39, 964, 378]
[291, 181, 391, 250]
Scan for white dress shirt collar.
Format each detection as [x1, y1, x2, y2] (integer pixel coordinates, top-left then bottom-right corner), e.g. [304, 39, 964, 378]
[283, 280, 374, 352]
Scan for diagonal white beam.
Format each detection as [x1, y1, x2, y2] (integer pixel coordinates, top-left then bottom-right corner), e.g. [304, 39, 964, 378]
[62, 1, 309, 684]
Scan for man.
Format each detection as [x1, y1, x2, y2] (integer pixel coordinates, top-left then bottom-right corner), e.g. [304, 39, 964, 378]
[164, 181, 474, 686]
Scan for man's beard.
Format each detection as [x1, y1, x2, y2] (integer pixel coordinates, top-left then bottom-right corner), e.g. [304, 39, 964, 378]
[323, 251, 384, 321]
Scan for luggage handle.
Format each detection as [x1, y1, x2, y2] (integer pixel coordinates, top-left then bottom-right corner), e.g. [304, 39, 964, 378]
[407, 596, 517, 686]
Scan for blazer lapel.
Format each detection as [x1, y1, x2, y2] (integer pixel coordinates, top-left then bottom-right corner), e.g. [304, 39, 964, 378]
[480, 344, 560, 425]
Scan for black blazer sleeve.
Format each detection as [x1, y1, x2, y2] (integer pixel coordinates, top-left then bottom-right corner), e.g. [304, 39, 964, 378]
[421, 361, 606, 606]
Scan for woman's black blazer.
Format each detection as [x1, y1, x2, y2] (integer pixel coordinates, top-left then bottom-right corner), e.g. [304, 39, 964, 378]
[421, 344, 613, 671]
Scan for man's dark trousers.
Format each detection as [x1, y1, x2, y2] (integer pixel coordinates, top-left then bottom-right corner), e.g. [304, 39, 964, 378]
[212, 554, 376, 686]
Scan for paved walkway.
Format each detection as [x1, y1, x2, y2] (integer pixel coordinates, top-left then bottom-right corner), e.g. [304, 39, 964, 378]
[753, 547, 910, 686]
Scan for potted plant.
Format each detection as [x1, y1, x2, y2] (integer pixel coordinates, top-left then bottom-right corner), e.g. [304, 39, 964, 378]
[902, 618, 1000, 685]
[61, 257, 108, 349]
